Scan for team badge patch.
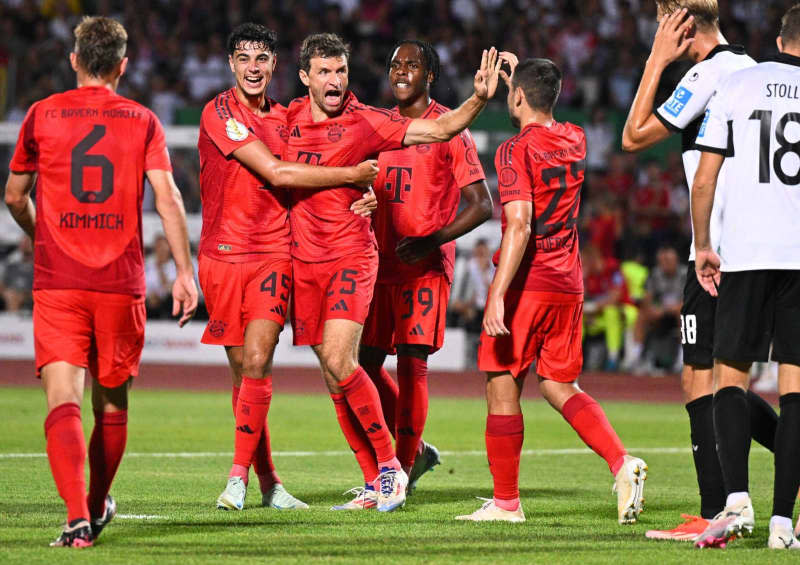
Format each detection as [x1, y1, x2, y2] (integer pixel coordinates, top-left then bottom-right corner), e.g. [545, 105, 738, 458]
[499, 166, 518, 187]
[415, 144, 431, 154]
[208, 320, 227, 338]
[327, 124, 345, 142]
[664, 86, 693, 118]
[226, 118, 249, 141]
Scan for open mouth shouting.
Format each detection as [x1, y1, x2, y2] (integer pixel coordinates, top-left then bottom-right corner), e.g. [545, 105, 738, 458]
[324, 87, 343, 108]
[243, 74, 265, 90]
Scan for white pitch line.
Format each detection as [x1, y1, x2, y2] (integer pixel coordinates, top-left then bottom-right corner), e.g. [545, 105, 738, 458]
[117, 514, 165, 520]
[0, 446, 771, 460]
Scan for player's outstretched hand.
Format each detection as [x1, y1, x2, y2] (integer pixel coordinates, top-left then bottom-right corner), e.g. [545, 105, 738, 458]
[695, 248, 721, 297]
[353, 159, 379, 188]
[650, 8, 695, 67]
[396, 235, 438, 264]
[474, 47, 502, 101]
[482, 293, 509, 337]
[351, 188, 377, 217]
[498, 51, 519, 89]
[172, 271, 199, 327]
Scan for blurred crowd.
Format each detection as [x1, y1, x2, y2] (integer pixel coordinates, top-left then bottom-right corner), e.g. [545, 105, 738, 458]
[0, 0, 793, 375]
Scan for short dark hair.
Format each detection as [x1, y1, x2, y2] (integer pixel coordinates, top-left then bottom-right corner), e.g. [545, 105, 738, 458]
[227, 23, 277, 55]
[781, 4, 800, 46]
[384, 39, 440, 84]
[73, 16, 127, 78]
[299, 33, 350, 72]
[512, 58, 562, 113]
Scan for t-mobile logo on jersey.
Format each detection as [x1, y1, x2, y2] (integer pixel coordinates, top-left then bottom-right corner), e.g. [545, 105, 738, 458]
[384, 166, 412, 204]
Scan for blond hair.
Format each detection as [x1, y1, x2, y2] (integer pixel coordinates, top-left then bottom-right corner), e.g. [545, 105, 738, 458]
[655, 0, 719, 29]
[74, 16, 128, 78]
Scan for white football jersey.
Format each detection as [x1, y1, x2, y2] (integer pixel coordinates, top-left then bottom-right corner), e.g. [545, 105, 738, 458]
[695, 52, 800, 271]
[655, 45, 755, 260]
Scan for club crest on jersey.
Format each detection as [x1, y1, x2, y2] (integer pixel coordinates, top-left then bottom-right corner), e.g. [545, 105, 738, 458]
[416, 144, 431, 154]
[276, 124, 289, 142]
[226, 118, 248, 141]
[664, 86, 693, 117]
[466, 147, 480, 166]
[327, 124, 345, 142]
[499, 166, 518, 187]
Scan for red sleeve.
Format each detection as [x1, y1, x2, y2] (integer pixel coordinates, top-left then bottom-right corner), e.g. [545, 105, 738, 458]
[494, 139, 532, 204]
[357, 106, 411, 154]
[9, 102, 40, 173]
[200, 97, 257, 158]
[448, 129, 485, 188]
[144, 110, 172, 172]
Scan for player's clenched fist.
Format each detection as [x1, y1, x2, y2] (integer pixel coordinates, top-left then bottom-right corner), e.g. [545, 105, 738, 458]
[352, 159, 379, 188]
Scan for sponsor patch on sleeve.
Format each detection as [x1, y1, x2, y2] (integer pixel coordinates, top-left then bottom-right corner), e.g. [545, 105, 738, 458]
[664, 86, 693, 118]
[697, 109, 711, 138]
[225, 118, 248, 141]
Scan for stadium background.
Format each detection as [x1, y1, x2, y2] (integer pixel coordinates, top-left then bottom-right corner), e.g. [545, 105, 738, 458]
[0, 0, 790, 372]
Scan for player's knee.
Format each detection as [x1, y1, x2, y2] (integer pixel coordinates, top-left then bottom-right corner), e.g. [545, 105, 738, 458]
[242, 350, 271, 378]
[325, 354, 358, 381]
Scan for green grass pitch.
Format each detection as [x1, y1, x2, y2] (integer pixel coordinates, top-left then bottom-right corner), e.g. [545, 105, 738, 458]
[0, 386, 791, 563]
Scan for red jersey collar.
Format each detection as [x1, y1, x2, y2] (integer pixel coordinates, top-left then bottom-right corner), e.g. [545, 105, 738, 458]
[392, 98, 438, 119]
[226, 87, 277, 117]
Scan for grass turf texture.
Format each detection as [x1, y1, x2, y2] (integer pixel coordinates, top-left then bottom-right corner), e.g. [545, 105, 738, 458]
[0, 386, 791, 564]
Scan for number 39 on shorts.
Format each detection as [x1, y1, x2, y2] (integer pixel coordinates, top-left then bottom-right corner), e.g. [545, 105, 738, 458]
[680, 314, 697, 345]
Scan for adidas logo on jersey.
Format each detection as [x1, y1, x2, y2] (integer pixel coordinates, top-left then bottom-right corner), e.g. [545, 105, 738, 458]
[270, 304, 286, 317]
[330, 300, 348, 312]
[290, 125, 301, 138]
[409, 324, 425, 336]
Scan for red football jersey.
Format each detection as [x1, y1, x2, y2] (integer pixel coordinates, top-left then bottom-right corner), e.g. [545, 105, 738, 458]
[494, 121, 585, 294]
[9, 86, 171, 295]
[285, 92, 411, 262]
[374, 101, 485, 283]
[198, 88, 291, 262]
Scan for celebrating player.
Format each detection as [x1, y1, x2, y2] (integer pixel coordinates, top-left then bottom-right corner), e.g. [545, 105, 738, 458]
[198, 23, 380, 512]
[456, 55, 647, 524]
[5, 16, 198, 546]
[334, 40, 493, 509]
[286, 33, 500, 512]
[691, 5, 800, 550]
[622, 0, 779, 541]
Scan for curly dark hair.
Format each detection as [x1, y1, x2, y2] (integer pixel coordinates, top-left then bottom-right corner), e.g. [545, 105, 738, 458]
[73, 16, 127, 78]
[227, 22, 277, 55]
[298, 33, 350, 72]
[384, 39, 440, 84]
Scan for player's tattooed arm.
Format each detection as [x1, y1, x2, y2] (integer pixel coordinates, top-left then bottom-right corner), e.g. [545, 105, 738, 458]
[622, 8, 695, 152]
[147, 169, 199, 327]
[232, 139, 378, 189]
[483, 200, 532, 337]
[5, 171, 36, 240]
[691, 151, 724, 296]
[396, 180, 492, 263]
[402, 48, 501, 145]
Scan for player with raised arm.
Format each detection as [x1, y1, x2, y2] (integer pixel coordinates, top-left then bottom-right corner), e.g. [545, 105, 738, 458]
[5, 16, 198, 547]
[286, 33, 500, 512]
[622, 0, 779, 541]
[456, 55, 647, 524]
[333, 40, 493, 510]
[198, 23, 379, 512]
[691, 5, 800, 550]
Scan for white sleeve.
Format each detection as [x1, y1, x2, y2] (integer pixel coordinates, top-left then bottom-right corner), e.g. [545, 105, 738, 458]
[694, 86, 732, 155]
[655, 63, 717, 131]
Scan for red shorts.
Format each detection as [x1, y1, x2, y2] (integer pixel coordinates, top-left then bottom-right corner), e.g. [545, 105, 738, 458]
[33, 289, 145, 388]
[362, 276, 451, 354]
[291, 249, 377, 346]
[477, 290, 583, 382]
[198, 254, 291, 347]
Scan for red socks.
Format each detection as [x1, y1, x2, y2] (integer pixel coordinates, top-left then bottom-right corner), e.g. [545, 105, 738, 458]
[232, 384, 280, 491]
[396, 355, 428, 471]
[231, 376, 271, 480]
[561, 392, 627, 475]
[87, 410, 127, 518]
[363, 364, 398, 438]
[339, 367, 399, 470]
[486, 414, 524, 507]
[45, 403, 90, 522]
[331, 392, 379, 483]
